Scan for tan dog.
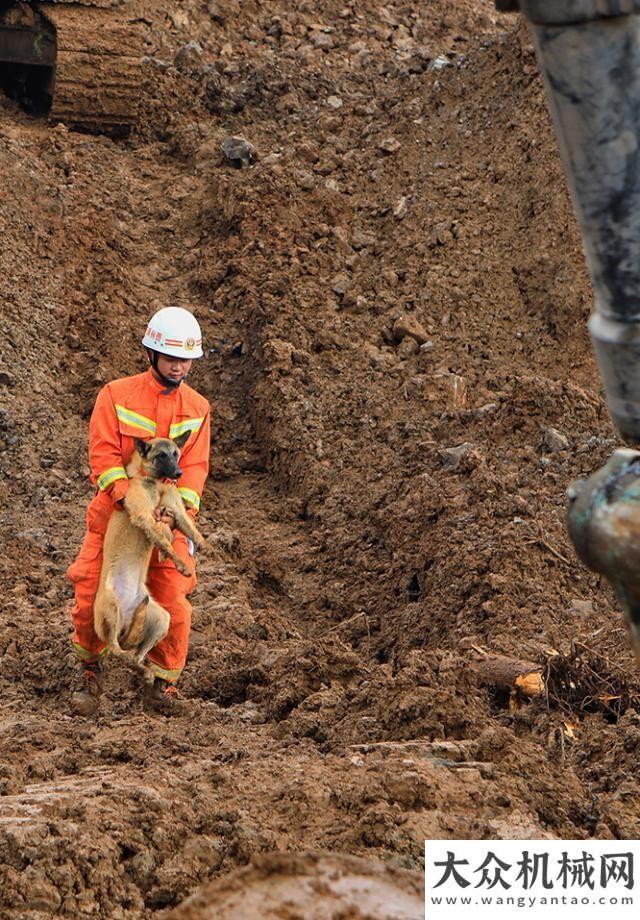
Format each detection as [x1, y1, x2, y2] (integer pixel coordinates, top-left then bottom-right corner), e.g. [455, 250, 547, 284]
[93, 433, 205, 665]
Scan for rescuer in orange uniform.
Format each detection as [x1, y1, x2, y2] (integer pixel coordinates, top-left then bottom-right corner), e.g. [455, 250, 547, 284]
[67, 307, 210, 715]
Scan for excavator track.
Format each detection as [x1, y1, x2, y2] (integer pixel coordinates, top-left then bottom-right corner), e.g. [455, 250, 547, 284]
[43, 1, 142, 135]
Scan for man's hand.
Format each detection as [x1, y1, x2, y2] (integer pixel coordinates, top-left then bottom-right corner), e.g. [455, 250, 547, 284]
[154, 505, 176, 529]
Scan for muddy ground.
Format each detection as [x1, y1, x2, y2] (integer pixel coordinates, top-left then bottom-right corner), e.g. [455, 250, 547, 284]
[2, 0, 640, 916]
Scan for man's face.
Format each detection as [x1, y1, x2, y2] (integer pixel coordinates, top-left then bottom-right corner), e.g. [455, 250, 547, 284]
[157, 354, 193, 383]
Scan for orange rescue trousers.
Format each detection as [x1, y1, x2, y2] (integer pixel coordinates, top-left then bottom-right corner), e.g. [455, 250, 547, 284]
[67, 491, 197, 682]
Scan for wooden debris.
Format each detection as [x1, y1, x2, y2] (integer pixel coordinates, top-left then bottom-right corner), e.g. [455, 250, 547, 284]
[471, 654, 544, 698]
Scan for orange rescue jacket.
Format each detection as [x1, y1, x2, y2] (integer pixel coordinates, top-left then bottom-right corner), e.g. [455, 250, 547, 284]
[88, 369, 210, 518]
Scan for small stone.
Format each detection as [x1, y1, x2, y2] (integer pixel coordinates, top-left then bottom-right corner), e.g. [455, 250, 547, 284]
[446, 373, 467, 409]
[378, 136, 401, 155]
[170, 9, 189, 29]
[433, 221, 453, 244]
[142, 56, 171, 71]
[544, 427, 569, 452]
[476, 402, 497, 417]
[392, 315, 429, 345]
[263, 339, 295, 374]
[397, 336, 419, 359]
[430, 54, 451, 71]
[310, 31, 334, 49]
[394, 196, 408, 219]
[326, 95, 343, 109]
[296, 170, 315, 190]
[332, 273, 350, 296]
[174, 40, 203, 73]
[419, 340, 436, 352]
[0, 370, 15, 386]
[221, 136, 257, 168]
[438, 442, 474, 470]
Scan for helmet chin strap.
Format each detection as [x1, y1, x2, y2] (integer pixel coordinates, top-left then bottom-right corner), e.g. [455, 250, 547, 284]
[147, 349, 183, 389]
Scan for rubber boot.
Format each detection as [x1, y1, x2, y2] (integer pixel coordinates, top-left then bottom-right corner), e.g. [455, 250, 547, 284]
[144, 677, 188, 716]
[70, 659, 103, 716]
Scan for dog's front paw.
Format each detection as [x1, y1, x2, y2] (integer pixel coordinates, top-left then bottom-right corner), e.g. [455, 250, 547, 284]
[154, 522, 174, 544]
[176, 559, 191, 577]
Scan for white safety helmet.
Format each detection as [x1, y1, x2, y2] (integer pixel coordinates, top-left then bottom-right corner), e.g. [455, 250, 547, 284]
[142, 307, 204, 359]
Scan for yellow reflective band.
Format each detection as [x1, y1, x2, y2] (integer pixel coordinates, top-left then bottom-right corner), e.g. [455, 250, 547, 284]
[169, 417, 204, 440]
[73, 643, 111, 661]
[115, 404, 157, 435]
[146, 661, 181, 681]
[178, 487, 200, 510]
[97, 466, 127, 490]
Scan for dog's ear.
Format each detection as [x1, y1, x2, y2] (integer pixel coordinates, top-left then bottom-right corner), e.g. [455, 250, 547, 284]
[172, 430, 191, 451]
[134, 438, 152, 458]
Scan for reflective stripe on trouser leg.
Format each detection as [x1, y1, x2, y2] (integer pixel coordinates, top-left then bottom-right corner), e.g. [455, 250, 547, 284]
[66, 531, 108, 662]
[145, 536, 195, 682]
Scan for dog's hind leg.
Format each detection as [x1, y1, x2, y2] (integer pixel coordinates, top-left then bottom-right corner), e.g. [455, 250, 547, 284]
[94, 581, 123, 653]
[134, 599, 170, 664]
[93, 571, 122, 652]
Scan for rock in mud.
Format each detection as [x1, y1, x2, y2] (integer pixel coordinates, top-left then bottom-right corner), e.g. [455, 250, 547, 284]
[543, 426, 569, 452]
[438, 442, 475, 470]
[263, 339, 295, 374]
[379, 137, 401, 155]
[296, 170, 315, 190]
[175, 41, 204, 73]
[221, 137, 257, 169]
[397, 336, 419, 359]
[394, 196, 409, 219]
[332, 273, 350, 296]
[392, 315, 429, 346]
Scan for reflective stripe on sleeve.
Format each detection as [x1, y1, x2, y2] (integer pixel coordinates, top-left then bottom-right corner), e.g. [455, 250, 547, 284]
[97, 466, 128, 490]
[115, 404, 157, 435]
[178, 486, 201, 510]
[169, 417, 205, 440]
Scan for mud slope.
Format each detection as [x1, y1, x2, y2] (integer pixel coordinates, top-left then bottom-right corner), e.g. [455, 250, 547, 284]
[1, 1, 639, 917]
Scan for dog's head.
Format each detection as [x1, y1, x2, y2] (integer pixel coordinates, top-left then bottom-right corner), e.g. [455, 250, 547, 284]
[134, 431, 191, 480]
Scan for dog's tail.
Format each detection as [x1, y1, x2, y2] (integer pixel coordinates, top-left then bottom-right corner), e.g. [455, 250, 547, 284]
[119, 594, 150, 651]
